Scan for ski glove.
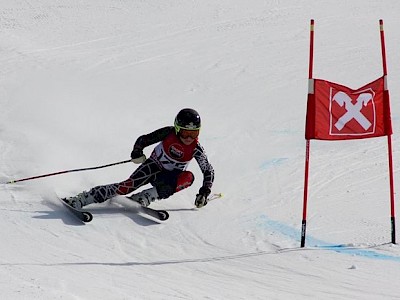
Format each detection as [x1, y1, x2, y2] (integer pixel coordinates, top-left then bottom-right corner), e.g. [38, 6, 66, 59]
[130, 149, 146, 164]
[195, 186, 211, 208]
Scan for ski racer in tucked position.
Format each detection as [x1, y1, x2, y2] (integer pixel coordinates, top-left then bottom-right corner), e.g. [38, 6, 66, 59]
[64, 108, 214, 209]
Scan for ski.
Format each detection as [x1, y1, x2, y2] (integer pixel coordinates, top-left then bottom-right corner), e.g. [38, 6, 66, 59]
[140, 205, 169, 221]
[126, 195, 169, 221]
[60, 198, 93, 223]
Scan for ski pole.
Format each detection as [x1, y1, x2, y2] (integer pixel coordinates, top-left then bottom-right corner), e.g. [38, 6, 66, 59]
[4, 159, 132, 184]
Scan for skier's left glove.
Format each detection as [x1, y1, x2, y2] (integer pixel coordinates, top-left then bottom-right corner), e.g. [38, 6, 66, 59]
[195, 186, 211, 208]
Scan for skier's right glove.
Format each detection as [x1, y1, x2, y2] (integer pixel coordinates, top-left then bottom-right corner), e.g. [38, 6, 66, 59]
[195, 186, 211, 208]
[130, 149, 146, 164]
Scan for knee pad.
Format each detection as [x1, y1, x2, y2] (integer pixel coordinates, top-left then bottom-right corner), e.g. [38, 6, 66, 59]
[153, 171, 195, 199]
[176, 171, 194, 192]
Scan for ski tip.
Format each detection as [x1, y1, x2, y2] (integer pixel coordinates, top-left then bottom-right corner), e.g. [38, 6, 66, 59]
[158, 210, 169, 221]
[82, 212, 93, 222]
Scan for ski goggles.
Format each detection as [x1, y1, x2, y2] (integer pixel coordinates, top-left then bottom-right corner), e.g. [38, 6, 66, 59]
[179, 129, 200, 139]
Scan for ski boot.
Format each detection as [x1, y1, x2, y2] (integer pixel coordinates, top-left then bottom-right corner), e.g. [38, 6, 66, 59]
[129, 187, 159, 207]
[64, 191, 96, 209]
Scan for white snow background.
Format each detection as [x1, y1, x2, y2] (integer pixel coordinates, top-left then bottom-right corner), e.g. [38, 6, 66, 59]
[1, 1, 400, 299]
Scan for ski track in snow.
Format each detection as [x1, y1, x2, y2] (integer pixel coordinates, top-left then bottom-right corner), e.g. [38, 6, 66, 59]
[2, 0, 400, 299]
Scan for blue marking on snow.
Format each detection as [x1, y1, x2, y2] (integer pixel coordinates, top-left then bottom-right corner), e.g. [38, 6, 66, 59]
[256, 215, 400, 262]
[260, 158, 288, 171]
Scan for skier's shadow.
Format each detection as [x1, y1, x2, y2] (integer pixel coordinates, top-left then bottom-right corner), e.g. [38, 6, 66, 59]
[35, 199, 161, 226]
[34, 200, 86, 226]
[89, 205, 161, 226]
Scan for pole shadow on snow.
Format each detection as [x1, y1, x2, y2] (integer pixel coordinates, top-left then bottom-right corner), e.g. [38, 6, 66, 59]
[167, 208, 197, 212]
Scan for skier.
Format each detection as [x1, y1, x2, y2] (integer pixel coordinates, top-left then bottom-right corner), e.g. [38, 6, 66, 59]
[64, 108, 214, 209]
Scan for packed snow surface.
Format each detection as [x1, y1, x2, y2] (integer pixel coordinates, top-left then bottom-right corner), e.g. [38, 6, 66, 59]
[1, 1, 400, 299]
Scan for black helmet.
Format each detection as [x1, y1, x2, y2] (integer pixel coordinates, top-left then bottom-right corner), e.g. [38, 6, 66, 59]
[174, 108, 201, 133]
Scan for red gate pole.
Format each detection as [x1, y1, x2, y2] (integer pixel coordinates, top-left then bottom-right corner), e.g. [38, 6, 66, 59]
[379, 19, 396, 244]
[301, 19, 315, 247]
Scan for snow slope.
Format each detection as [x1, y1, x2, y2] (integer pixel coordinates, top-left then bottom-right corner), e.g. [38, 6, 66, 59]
[2, 0, 400, 299]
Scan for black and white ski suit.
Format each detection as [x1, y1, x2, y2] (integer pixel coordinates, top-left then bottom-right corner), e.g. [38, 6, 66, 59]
[89, 126, 214, 203]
